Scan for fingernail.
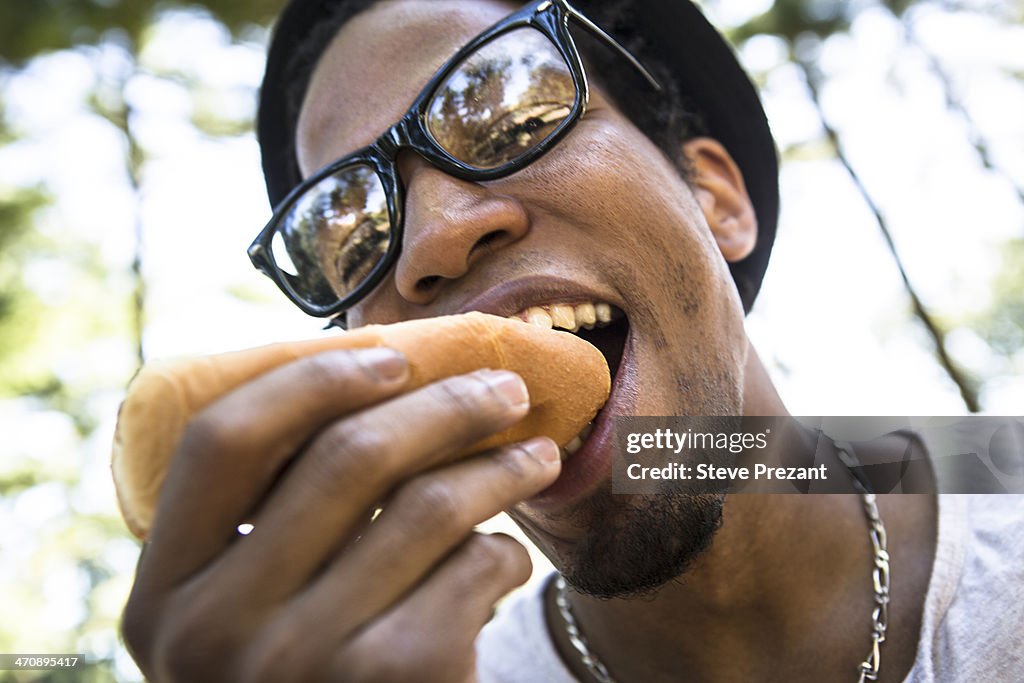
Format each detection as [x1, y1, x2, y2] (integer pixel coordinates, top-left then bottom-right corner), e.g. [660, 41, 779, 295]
[357, 347, 407, 381]
[478, 370, 529, 409]
[520, 437, 560, 465]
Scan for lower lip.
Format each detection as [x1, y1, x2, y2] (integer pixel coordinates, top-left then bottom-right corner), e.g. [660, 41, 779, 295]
[526, 329, 637, 509]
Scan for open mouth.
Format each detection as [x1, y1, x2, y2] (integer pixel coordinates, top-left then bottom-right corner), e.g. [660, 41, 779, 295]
[506, 301, 628, 458]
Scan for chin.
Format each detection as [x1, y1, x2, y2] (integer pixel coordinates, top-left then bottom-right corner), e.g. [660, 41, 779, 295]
[519, 484, 726, 599]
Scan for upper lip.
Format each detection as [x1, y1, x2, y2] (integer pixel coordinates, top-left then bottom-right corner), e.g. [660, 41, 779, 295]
[454, 275, 622, 319]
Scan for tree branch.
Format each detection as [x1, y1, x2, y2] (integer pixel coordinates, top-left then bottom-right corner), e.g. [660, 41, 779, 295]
[796, 55, 981, 412]
[901, 8, 1024, 209]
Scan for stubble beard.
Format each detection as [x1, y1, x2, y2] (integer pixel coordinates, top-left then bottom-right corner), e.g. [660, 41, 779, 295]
[558, 374, 739, 600]
[560, 485, 726, 600]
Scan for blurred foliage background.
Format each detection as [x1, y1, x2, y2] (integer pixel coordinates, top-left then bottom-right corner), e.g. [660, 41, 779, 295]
[0, 0, 1021, 680]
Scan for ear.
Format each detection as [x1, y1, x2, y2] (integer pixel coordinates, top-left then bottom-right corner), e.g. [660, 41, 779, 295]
[683, 137, 757, 263]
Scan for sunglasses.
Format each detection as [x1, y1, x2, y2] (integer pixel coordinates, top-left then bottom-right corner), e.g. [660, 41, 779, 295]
[248, 0, 660, 319]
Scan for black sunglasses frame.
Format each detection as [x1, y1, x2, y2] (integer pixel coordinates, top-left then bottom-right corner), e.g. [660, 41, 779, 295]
[248, 0, 660, 319]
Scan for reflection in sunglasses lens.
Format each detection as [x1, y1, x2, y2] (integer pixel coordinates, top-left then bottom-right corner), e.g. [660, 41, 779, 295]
[276, 164, 390, 307]
[427, 28, 576, 169]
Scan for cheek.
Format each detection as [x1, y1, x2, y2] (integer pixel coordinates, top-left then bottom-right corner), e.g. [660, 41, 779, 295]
[522, 119, 749, 378]
[519, 119, 727, 299]
[346, 285, 402, 327]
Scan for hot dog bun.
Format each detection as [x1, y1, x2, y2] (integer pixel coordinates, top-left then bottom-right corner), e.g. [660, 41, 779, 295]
[111, 312, 610, 539]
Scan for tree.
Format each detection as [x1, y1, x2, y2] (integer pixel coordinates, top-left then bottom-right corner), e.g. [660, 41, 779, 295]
[721, 0, 1022, 412]
[0, 3, 283, 680]
[0, 2, 1020, 681]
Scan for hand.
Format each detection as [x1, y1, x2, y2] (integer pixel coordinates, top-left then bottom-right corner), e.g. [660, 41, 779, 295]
[121, 347, 561, 683]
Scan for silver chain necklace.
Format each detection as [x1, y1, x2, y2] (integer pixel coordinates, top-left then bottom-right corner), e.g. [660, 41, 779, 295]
[554, 442, 891, 683]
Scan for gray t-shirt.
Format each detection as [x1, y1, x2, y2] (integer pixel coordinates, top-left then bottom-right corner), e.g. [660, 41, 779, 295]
[478, 419, 1024, 681]
[476, 494, 1024, 681]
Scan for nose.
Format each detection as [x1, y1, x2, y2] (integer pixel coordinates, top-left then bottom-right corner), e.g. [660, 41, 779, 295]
[393, 152, 530, 305]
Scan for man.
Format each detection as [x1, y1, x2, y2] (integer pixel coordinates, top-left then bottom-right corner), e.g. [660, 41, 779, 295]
[122, 1, 1023, 681]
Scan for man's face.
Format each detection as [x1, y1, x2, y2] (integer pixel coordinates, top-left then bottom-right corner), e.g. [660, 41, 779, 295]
[297, 0, 753, 597]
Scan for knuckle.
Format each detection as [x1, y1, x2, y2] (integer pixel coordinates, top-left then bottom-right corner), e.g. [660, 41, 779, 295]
[273, 350, 367, 409]
[300, 350, 361, 389]
[302, 423, 361, 486]
[301, 420, 391, 496]
[343, 649, 410, 683]
[180, 410, 237, 456]
[462, 534, 507, 573]
[464, 534, 530, 586]
[343, 630, 468, 683]
[240, 621, 317, 683]
[400, 476, 466, 529]
[299, 347, 404, 393]
[334, 414, 396, 465]
[153, 592, 243, 682]
[351, 653, 410, 683]
[433, 375, 492, 418]
[494, 445, 532, 480]
[121, 590, 157, 665]
[153, 615, 209, 680]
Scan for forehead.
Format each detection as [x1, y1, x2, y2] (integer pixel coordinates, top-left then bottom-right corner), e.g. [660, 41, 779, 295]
[296, 0, 521, 175]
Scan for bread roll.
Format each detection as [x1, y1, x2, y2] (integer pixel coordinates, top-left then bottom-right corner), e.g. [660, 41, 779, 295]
[112, 312, 610, 539]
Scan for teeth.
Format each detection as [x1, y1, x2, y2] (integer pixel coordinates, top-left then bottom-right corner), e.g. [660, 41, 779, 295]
[575, 302, 596, 329]
[525, 307, 553, 328]
[560, 420, 596, 460]
[508, 301, 618, 333]
[549, 303, 577, 331]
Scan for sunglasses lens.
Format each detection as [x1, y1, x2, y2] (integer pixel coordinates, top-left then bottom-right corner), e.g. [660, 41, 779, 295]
[427, 27, 577, 170]
[272, 163, 391, 308]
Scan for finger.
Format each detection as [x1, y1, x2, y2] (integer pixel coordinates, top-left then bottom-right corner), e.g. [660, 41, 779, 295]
[142, 347, 409, 588]
[336, 533, 531, 683]
[278, 437, 558, 637]
[214, 372, 537, 602]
